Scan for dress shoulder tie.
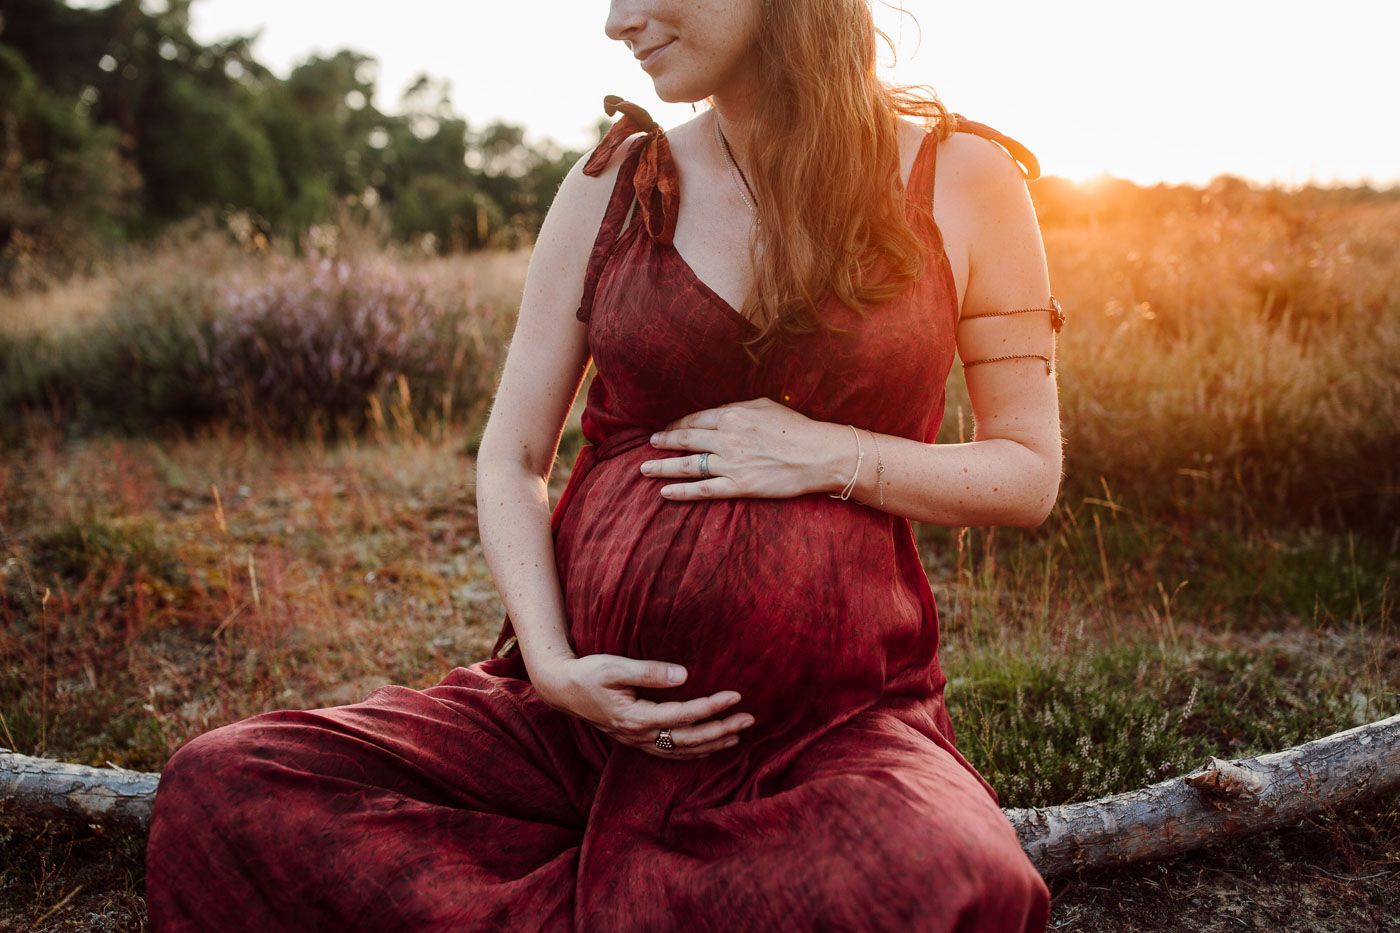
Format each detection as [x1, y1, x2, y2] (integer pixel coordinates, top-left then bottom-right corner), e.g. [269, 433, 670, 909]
[949, 113, 1041, 182]
[583, 95, 679, 245]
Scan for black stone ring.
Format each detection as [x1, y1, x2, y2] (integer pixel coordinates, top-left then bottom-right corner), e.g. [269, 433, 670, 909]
[655, 728, 675, 750]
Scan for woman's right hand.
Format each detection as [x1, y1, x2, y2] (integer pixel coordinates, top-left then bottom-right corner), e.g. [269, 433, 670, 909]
[531, 654, 755, 759]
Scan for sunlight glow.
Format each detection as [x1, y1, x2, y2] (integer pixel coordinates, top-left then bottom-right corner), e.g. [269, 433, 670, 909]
[163, 0, 1400, 189]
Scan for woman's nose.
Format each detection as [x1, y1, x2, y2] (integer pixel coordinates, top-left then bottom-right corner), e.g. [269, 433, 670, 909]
[604, 0, 648, 42]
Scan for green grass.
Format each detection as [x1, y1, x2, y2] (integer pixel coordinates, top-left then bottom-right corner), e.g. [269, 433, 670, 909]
[918, 503, 1397, 633]
[948, 637, 1394, 809]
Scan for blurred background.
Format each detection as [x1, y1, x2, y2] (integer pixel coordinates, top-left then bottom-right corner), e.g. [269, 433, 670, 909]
[1, 1, 1397, 929]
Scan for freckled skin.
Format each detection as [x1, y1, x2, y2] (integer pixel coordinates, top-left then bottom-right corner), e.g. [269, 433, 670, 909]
[605, 0, 764, 108]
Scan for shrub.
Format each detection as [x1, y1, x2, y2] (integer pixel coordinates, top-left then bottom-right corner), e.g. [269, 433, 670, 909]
[0, 244, 517, 441]
[213, 254, 446, 434]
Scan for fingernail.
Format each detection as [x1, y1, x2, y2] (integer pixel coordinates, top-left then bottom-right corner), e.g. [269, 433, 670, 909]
[725, 737, 739, 747]
[739, 717, 755, 729]
[668, 665, 685, 683]
[650, 433, 661, 445]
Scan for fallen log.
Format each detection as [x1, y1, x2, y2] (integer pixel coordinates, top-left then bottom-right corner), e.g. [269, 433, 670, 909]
[1005, 712, 1400, 876]
[3, 712, 1398, 876]
[0, 751, 159, 831]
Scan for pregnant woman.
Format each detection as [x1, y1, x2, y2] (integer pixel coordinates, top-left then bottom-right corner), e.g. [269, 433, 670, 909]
[146, 1, 1063, 929]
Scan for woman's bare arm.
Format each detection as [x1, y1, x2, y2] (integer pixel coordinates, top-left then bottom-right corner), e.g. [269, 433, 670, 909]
[645, 134, 1063, 528]
[474, 147, 622, 678]
[475, 142, 755, 754]
[816, 132, 1062, 527]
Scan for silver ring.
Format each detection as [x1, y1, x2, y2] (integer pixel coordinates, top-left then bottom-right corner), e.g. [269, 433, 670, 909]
[655, 728, 675, 750]
[698, 452, 712, 479]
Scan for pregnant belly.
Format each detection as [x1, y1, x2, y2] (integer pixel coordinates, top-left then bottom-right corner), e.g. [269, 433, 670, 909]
[552, 445, 928, 723]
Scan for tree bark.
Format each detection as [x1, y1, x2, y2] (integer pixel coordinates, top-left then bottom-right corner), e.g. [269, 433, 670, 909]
[3, 712, 1398, 875]
[0, 751, 159, 831]
[1005, 712, 1400, 876]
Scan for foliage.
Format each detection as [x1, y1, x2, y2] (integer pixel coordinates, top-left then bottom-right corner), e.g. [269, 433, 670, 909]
[26, 515, 188, 594]
[0, 0, 587, 289]
[393, 174, 501, 252]
[0, 41, 141, 287]
[138, 72, 287, 219]
[0, 231, 518, 441]
[0, 261, 224, 433]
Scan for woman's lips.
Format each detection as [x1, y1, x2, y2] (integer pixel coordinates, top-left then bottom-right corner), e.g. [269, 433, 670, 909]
[640, 40, 674, 72]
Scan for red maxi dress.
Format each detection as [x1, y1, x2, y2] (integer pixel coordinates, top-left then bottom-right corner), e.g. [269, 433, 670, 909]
[146, 100, 1053, 932]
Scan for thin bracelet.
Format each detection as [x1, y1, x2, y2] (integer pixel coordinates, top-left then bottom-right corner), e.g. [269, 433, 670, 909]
[868, 429, 884, 506]
[854, 428, 885, 507]
[828, 424, 863, 501]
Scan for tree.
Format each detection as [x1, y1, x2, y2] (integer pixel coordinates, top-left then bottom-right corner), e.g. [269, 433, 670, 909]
[0, 0, 592, 265]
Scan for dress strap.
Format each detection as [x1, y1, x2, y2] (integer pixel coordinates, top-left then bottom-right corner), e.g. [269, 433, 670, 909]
[576, 137, 645, 323]
[582, 95, 678, 245]
[905, 130, 941, 209]
[905, 115, 1039, 213]
[949, 113, 1041, 182]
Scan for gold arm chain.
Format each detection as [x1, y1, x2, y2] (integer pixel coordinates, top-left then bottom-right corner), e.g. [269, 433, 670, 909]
[959, 296, 1065, 332]
[959, 295, 1064, 375]
[962, 354, 1053, 375]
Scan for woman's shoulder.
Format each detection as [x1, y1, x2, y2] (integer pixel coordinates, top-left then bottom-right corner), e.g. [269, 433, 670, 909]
[923, 118, 1044, 308]
[934, 129, 1035, 200]
[927, 123, 1038, 252]
[543, 132, 639, 236]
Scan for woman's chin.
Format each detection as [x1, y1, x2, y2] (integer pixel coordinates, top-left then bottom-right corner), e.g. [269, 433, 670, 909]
[648, 80, 707, 106]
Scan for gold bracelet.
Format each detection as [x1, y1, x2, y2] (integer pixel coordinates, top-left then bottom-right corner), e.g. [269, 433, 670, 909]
[960, 296, 1064, 376]
[868, 429, 884, 506]
[827, 424, 863, 501]
[854, 429, 885, 507]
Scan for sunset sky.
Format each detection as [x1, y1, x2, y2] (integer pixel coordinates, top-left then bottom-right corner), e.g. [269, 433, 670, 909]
[148, 0, 1399, 189]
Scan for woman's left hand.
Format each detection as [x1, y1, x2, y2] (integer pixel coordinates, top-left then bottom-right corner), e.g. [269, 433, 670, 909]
[641, 398, 836, 500]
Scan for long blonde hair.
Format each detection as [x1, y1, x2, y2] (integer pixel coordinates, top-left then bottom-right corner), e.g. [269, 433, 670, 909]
[736, 0, 954, 361]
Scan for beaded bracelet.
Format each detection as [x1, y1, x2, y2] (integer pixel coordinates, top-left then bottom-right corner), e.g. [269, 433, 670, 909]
[828, 424, 864, 501]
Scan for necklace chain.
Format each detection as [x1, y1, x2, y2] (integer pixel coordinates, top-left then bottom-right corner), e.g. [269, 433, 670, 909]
[714, 115, 760, 224]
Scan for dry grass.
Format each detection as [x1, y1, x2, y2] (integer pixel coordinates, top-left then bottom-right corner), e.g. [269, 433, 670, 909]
[0, 274, 116, 338]
[0, 421, 518, 770]
[944, 196, 1400, 530]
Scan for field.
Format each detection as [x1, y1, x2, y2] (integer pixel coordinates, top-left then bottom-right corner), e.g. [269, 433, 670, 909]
[1, 186, 1398, 930]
